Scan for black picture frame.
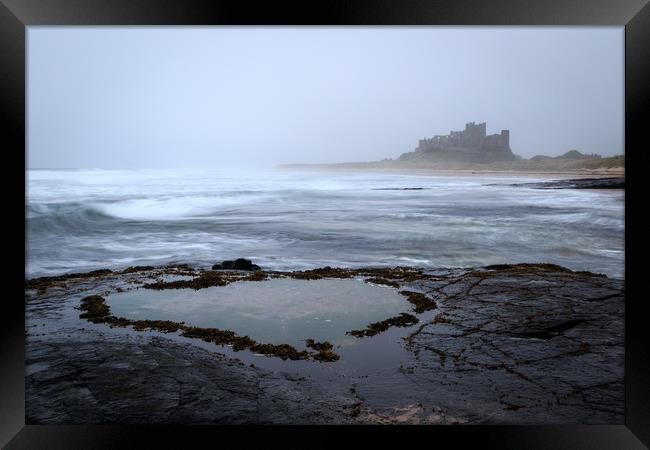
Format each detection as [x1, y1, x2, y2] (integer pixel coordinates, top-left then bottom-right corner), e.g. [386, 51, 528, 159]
[3, 0, 648, 448]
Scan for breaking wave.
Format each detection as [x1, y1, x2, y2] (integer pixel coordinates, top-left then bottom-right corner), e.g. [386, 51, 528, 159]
[26, 169, 625, 279]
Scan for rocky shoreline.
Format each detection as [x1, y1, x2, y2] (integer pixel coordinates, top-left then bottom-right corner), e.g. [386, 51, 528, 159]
[25, 262, 624, 424]
[494, 177, 625, 190]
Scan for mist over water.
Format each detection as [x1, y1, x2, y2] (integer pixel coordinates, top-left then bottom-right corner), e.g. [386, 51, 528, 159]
[26, 169, 624, 279]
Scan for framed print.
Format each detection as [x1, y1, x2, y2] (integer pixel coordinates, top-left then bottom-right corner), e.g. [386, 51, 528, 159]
[2, 0, 649, 448]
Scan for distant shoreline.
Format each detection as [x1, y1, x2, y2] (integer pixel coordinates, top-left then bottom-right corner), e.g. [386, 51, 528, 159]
[278, 164, 625, 179]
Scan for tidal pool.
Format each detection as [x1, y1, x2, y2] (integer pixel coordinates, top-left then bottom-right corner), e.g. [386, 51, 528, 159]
[106, 278, 409, 348]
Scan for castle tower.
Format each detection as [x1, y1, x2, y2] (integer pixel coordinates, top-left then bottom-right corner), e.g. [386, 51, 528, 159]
[463, 121, 486, 147]
[500, 130, 510, 148]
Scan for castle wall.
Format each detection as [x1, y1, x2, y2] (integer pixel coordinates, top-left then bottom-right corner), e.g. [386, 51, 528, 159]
[415, 122, 510, 154]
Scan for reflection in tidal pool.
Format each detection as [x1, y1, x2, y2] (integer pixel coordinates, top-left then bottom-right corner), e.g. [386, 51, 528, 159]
[106, 278, 408, 348]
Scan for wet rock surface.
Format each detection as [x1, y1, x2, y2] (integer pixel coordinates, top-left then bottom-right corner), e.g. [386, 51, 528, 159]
[211, 258, 261, 271]
[494, 177, 625, 190]
[371, 187, 431, 190]
[380, 266, 624, 424]
[26, 331, 353, 424]
[25, 264, 624, 424]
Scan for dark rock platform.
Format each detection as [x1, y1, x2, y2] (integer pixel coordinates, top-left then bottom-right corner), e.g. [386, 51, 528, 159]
[211, 258, 261, 271]
[495, 177, 624, 190]
[26, 331, 353, 424]
[25, 263, 624, 424]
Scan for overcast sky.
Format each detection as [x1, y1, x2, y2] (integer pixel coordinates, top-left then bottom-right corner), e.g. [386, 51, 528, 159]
[28, 27, 623, 169]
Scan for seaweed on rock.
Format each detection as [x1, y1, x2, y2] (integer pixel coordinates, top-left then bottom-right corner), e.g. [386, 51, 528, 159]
[481, 263, 607, 278]
[399, 290, 437, 313]
[347, 313, 419, 338]
[288, 267, 356, 280]
[77, 295, 338, 362]
[143, 270, 268, 290]
[78, 295, 111, 322]
[26, 269, 114, 294]
[306, 339, 340, 362]
[143, 271, 231, 290]
[120, 266, 156, 274]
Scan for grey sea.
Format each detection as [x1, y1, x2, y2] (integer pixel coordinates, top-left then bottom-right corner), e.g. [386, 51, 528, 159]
[26, 168, 624, 279]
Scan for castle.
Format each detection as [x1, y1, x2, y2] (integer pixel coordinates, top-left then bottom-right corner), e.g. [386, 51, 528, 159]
[398, 122, 516, 163]
[417, 122, 510, 151]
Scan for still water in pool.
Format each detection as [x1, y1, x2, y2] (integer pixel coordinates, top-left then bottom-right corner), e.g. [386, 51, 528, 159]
[106, 278, 409, 348]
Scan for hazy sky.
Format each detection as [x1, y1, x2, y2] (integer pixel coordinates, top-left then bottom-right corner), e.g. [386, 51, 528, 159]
[28, 27, 624, 169]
